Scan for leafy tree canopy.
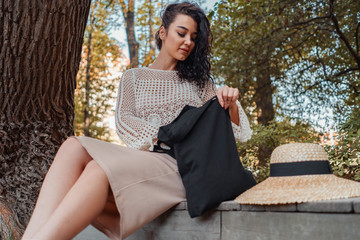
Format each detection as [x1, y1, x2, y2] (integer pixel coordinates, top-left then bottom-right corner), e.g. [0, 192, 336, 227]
[210, 0, 360, 127]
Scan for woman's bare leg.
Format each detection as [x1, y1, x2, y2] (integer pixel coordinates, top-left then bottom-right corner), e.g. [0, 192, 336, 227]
[31, 160, 109, 240]
[22, 138, 92, 238]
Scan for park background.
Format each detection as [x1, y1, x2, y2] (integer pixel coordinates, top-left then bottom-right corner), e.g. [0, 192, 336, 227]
[0, 0, 359, 238]
[73, 0, 359, 181]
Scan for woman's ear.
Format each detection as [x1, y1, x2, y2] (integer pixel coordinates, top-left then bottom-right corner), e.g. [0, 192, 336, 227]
[159, 26, 166, 40]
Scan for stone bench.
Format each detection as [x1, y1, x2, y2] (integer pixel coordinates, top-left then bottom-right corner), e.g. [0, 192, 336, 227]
[75, 197, 360, 240]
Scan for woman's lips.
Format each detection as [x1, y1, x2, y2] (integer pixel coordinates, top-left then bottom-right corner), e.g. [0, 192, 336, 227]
[179, 48, 189, 54]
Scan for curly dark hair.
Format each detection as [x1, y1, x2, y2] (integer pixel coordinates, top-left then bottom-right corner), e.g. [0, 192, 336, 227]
[155, 2, 213, 87]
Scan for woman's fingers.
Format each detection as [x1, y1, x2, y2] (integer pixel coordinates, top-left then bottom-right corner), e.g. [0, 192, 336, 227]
[216, 86, 225, 107]
[232, 88, 239, 102]
[222, 86, 230, 108]
[217, 86, 239, 109]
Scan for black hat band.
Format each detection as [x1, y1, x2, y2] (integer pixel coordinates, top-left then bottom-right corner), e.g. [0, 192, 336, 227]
[270, 160, 333, 177]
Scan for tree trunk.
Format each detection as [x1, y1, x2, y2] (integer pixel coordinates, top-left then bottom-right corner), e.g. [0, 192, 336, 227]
[254, 70, 275, 126]
[148, 0, 154, 55]
[121, 0, 139, 67]
[84, 1, 98, 137]
[254, 63, 275, 166]
[0, 201, 21, 240]
[0, 0, 91, 232]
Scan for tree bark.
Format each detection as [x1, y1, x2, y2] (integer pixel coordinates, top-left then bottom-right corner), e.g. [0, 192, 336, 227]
[254, 70, 275, 126]
[0, 0, 91, 231]
[254, 63, 275, 165]
[148, 0, 155, 55]
[84, 1, 98, 137]
[120, 0, 139, 67]
[0, 201, 21, 240]
[329, 0, 360, 69]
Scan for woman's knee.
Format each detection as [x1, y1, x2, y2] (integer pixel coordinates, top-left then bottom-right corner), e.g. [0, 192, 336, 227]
[60, 137, 82, 150]
[84, 160, 108, 181]
[56, 137, 92, 165]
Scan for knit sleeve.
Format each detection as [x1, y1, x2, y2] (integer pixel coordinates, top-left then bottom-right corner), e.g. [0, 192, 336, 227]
[115, 69, 158, 151]
[231, 100, 252, 142]
[200, 81, 252, 142]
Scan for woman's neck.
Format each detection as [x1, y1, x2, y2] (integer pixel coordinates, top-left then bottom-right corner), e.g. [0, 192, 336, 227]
[148, 50, 178, 70]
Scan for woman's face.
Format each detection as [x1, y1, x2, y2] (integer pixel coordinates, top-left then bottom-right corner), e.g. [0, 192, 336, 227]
[160, 14, 198, 61]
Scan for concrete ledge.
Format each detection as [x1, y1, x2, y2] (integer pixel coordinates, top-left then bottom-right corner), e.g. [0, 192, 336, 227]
[221, 211, 359, 240]
[76, 197, 360, 240]
[354, 198, 360, 213]
[296, 198, 354, 213]
[129, 198, 360, 240]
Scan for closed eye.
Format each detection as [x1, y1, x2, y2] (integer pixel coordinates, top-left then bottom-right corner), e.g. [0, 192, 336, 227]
[178, 32, 196, 42]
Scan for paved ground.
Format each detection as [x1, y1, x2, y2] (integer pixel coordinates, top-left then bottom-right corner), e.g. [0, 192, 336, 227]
[74, 226, 108, 240]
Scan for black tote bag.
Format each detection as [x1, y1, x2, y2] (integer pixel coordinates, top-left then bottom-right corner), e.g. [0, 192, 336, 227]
[154, 97, 256, 217]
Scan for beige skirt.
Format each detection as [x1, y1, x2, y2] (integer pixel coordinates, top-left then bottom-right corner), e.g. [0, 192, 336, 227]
[73, 136, 186, 240]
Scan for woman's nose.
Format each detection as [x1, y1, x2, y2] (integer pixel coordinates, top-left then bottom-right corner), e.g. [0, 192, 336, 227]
[184, 35, 191, 45]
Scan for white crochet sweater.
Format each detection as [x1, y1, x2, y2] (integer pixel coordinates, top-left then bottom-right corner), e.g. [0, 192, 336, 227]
[115, 67, 252, 151]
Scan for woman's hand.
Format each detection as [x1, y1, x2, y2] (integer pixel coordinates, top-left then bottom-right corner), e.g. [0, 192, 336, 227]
[217, 85, 240, 125]
[216, 85, 239, 110]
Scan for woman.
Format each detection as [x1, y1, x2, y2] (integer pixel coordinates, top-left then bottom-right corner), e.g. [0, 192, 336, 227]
[22, 2, 252, 240]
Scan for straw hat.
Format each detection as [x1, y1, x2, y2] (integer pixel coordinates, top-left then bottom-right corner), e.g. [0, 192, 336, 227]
[235, 143, 360, 205]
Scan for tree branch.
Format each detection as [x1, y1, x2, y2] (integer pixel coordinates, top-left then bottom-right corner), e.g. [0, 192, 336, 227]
[329, 0, 360, 69]
[333, 67, 359, 77]
[355, 22, 360, 55]
[315, 45, 329, 80]
[267, 15, 331, 38]
[289, 15, 331, 28]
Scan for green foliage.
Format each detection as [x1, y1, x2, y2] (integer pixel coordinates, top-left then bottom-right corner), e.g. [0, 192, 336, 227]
[136, 0, 162, 66]
[238, 119, 319, 182]
[210, 0, 290, 114]
[75, 0, 125, 141]
[210, 0, 360, 124]
[211, 0, 359, 181]
[325, 108, 360, 181]
[274, 0, 360, 125]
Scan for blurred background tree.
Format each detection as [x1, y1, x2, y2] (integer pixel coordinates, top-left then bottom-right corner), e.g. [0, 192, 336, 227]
[210, 0, 360, 181]
[325, 108, 360, 181]
[112, 0, 140, 67]
[74, 0, 359, 182]
[74, 0, 126, 141]
[136, 0, 162, 66]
